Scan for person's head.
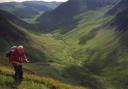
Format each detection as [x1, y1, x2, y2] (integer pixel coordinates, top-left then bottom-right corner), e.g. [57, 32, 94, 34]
[18, 45, 24, 54]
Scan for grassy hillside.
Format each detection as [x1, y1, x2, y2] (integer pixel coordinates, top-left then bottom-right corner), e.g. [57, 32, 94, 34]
[62, 9, 128, 89]
[0, 8, 106, 88]
[35, 6, 128, 89]
[11, 7, 125, 89]
[0, 65, 87, 89]
[1, 0, 128, 89]
[0, 17, 88, 88]
[37, 0, 118, 33]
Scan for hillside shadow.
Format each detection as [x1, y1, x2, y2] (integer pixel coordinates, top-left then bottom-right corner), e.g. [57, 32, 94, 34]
[111, 8, 128, 50]
[79, 27, 101, 45]
[79, 24, 107, 45]
[113, 8, 128, 31]
[117, 30, 128, 48]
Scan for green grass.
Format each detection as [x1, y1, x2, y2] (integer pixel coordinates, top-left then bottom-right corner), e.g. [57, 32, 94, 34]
[10, 9, 113, 65]
[0, 74, 49, 89]
[1, 6, 128, 89]
[49, 8, 128, 89]
[0, 65, 87, 89]
[9, 8, 123, 89]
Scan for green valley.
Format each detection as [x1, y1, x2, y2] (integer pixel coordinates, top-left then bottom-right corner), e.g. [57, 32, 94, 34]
[1, 0, 128, 89]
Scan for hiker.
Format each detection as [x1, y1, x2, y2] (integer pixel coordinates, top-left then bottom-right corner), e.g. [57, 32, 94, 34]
[8, 45, 29, 81]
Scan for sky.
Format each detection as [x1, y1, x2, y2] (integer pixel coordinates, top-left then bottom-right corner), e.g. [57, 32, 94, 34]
[0, 0, 68, 3]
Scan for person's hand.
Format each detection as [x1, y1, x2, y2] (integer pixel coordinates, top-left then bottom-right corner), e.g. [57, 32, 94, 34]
[26, 59, 30, 63]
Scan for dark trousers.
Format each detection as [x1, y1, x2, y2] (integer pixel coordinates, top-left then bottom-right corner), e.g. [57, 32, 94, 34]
[13, 64, 23, 81]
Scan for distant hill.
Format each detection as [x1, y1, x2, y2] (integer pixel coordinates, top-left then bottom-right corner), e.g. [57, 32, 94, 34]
[37, 0, 118, 33]
[0, 1, 62, 19]
[23, 1, 63, 10]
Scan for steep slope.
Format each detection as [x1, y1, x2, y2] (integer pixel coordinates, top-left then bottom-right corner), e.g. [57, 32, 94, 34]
[0, 10, 76, 67]
[0, 65, 87, 89]
[108, 0, 128, 31]
[0, 10, 89, 89]
[0, 10, 34, 29]
[35, 0, 128, 89]
[0, 10, 28, 52]
[37, 0, 118, 33]
[112, 8, 128, 31]
[107, 0, 127, 15]
[0, 10, 47, 63]
[60, 0, 128, 89]
[1, 0, 128, 89]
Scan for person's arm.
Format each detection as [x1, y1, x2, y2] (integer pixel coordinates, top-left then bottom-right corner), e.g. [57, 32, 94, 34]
[23, 53, 29, 63]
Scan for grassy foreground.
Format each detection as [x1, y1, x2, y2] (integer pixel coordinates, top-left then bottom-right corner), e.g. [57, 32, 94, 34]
[0, 65, 88, 89]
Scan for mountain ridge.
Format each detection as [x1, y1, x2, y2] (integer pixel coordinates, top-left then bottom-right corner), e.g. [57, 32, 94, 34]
[0, 1, 62, 19]
[37, 0, 119, 33]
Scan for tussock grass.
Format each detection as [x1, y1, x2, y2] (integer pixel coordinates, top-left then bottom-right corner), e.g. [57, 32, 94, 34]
[0, 65, 88, 89]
